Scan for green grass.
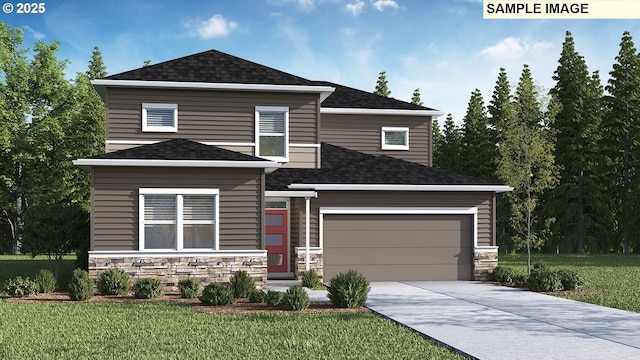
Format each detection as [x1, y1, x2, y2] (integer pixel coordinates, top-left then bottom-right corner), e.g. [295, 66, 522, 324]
[0, 302, 466, 360]
[0, 255, 465, 359]
[499, 253, 640, 313]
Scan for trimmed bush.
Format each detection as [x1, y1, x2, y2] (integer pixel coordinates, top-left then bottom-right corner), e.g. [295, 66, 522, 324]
[178, 278, 201, 299]
[200, 282, 235, 306]
[265, 290, 284, 307]
[492, 266, 517, 284]
[230, 270, 256, 298]
[528, 266, 562, 292]
[134, 278, 164, 299]
[512, 273, 529, 288]
[34, 269, 57, 293]
[557, 269, 583, 291]
[98, 268, 132, 295]
[327, 270, 371, 308]
[248, 289, 266, 303]
[301, 270, 323, 289]
[283, 285, 310, 311]
[4, 276, 38, 297]
[67, 269, 94, 301]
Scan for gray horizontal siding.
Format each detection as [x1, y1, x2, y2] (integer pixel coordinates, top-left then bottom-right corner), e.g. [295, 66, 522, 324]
[91, 166, 262, 251]
[288, 191, 494, 249]
[105, 88, 319, 145]
[320, 114, 432, 166]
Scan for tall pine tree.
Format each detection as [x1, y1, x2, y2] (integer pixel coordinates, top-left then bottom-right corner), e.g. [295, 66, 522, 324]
[434, 114, 462, 172]
[603, 31, 640, 253]
[461, 89, 495, 181]
[411, 88, 423, 105]
[549, 31, 606, 253]
[374, 71, 391, 97]
[431, 118, 444, 166]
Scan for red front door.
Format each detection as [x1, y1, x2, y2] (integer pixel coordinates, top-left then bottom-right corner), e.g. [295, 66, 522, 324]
[265, 209, 288, 273]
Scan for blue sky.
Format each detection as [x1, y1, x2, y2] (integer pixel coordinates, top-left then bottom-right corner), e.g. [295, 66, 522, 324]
[3, 0, 640, 122]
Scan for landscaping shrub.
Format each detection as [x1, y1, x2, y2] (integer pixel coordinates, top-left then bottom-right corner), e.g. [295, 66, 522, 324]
[557, 269, 583, 290]
[512, 273, 529, 288]
[301, 269, 323, 289]
[265, 290, 284, 307]
[528, 266, 562, 292]
[4, 276, 38, 297]
[282, 285, 310, 311]
[327, 270, 371, 308]
[34, 269, 57, 293]
[134, 278, 164, 299]
[57, 270, 72, 292]
[178, 277, 201, 299]
[492, 266, 516, 284]
[98, 268, 132, 295]
[230, 270, 256, 298]
[200, 282, 235, 305]
[67, 269, 94, 301]
[248, 289, 266, 303]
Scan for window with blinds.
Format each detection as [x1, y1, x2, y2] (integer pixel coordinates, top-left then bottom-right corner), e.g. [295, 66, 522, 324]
[142, 103, 178, 132]
[381, 127, 410, 150]
[139, 189, 219, 251]
[256, 106, 288, 160]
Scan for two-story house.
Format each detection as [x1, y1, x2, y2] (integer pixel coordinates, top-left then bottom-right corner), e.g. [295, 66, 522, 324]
[74, 50, 511, 290]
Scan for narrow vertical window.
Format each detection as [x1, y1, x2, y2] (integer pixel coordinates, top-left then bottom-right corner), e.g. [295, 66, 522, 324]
[256, 106, 289, 161]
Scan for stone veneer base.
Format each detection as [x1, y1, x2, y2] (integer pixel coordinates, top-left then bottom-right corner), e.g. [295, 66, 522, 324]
[89, 255, 267, 293]
[473, 249, 498, 281]
[294, 250, 323, 281]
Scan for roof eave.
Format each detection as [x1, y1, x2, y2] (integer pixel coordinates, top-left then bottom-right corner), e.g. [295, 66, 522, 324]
[288, 184, 513, 193]
[320, 107, 445, 117]
[92, 79, 335, 98]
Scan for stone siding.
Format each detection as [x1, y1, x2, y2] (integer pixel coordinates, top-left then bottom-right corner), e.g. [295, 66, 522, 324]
[473, 249, 498, 281]
[89, 254, 267, 293]
[294, 250, 324, 281]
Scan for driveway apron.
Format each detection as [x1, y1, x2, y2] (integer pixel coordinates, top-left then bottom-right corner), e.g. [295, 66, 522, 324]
[365, 282, 640, 360]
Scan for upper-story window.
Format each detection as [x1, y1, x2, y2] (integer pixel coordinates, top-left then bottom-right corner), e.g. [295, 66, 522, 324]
[381, 127, 409, 150]
[142, 103, 178, 132]
[255, 106, 289, 162]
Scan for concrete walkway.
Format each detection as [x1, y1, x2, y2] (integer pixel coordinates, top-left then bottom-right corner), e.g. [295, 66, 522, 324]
[366, 282, 640, 360]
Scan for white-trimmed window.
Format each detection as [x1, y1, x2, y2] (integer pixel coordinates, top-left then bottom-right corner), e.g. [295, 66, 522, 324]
[139, 189, 219, 251]
[142, 103, 178, 132]
[381, 127, 409, 150]
[255, 106, 289, 161]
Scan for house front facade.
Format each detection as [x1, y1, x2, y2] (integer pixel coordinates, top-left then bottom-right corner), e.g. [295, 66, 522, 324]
[74, 50, 511, 291]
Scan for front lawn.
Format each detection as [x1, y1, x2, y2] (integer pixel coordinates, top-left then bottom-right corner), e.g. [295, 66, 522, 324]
[499, 253, 640, 313]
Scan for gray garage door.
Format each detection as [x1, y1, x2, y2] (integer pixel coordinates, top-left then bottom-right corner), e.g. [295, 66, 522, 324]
[323, 214, 473, 281]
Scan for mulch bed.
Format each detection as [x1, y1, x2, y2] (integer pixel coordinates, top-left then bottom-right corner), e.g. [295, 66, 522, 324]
[4, 292, 370, 314]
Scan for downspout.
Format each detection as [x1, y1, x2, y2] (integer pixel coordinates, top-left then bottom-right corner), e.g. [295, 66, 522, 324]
[305, 196, 310, 271]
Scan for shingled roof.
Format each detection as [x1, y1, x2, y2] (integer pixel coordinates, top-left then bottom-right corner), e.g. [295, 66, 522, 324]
[92, 138, 270, 162]
[102, 49, 437, 111]
[266, 143, 496, 191]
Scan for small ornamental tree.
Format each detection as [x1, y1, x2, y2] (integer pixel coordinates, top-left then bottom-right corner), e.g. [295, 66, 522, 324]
[21, 204, 90, 280]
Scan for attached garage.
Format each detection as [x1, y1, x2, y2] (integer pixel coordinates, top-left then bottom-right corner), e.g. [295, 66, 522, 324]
[321, 208, 476, 281]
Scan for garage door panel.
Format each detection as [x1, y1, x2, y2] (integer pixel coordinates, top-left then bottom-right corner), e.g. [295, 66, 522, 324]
[324, 264, 472, 281]
[324, 247, 472, 266]
[323, 213, 473, 281]
[324, 230, 469, 248]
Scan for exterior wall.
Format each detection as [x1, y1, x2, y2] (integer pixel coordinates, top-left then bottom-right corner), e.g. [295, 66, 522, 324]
[89, 254, 267, 293]
[104, 88, 320, 166]
[320, 113, 432, 166]
[289, 191, 495, 249]
[91, 166, 263, 251]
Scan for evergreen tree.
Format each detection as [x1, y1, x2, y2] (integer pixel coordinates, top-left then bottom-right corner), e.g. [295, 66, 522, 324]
[374, 71, 391, 97]
[434, 114, 462, 171]
[461, 89, 495, 180]
[411, 88, 423, 105]
[549, 31, 606, 253]
[603, 31, 640, 253]
[497, 65, 557, 271]
[87, 46, 107, 79]
[431, 118, 444, 166]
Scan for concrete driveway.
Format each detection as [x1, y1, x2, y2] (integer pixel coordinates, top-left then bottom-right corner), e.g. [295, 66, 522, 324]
[366, 282, 640, 360]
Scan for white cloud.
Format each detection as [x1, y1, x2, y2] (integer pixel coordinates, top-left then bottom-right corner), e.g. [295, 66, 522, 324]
[195, 14, 238, 39]
[23, 26, 44, 40]
[372, 0, 399, 11]
[480, 37, 552, 60]
[346, 0, 365, 16]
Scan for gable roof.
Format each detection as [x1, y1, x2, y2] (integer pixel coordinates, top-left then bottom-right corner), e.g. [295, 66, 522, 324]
[73, 139, 280, 169]
[99, 49, 439, 112]
[266, 143, 511, 192]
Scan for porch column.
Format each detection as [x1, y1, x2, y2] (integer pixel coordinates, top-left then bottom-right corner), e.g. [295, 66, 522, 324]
[305, 196, 310, 271]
